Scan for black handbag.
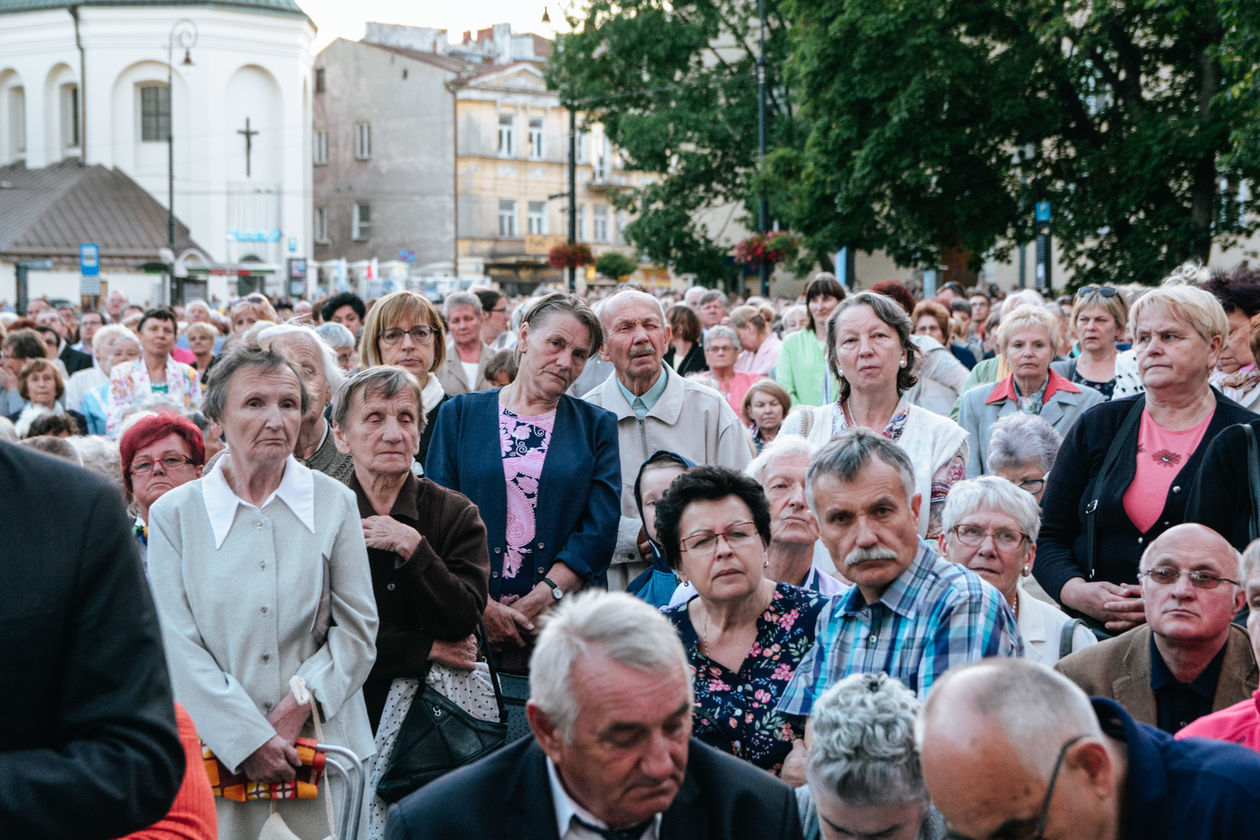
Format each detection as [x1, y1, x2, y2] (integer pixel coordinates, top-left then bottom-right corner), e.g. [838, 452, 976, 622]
[376, 625, 508, 803]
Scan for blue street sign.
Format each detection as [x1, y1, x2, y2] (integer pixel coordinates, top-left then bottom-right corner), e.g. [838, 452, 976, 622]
[1035, 201, 1051, 223]
[80, 243, 99, 276]
[399, 249, 416, 263]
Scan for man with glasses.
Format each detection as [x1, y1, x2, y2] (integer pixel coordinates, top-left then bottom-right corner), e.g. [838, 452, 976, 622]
[1056, 523, 1258, 733]
[919, 658, 1260, 840]
[777, 428, 1021, 718]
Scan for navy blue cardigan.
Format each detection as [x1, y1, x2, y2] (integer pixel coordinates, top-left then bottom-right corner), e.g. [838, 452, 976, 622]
[425, 389, 621, 597]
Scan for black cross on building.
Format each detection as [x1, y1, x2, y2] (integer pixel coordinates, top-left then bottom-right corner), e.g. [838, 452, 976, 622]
[237, 117, 259, 178]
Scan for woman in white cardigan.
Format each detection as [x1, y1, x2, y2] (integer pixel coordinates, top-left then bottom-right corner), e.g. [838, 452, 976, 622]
[148, 346, 378, 839]
[781, 291, 967, 538]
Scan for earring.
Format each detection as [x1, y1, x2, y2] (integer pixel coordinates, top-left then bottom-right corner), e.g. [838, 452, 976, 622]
[1022, 565, 1031, 576]
[899, 359, 907, 368]
[763, 558, 769, 568]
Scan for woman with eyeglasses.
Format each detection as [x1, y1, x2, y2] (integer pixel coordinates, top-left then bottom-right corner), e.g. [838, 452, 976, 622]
[1038, 283, 1258, 635]
[119, 414, 206, 568]
[426, 293, 620, 674]
[1052, 285, 1134, 401]
[940, 477, 1095, 666]
[655, 465, 828, 779]
[359, 290, 450, 471]
[984, 412, 1062, 504]
[693, 325, 762, 415]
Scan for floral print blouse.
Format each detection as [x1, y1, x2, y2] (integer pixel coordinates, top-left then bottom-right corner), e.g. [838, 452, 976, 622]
[663, 582, 829, 774]
[497, 405, 555, 600]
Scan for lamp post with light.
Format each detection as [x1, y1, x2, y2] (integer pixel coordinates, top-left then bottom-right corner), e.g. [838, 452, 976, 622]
[167, 18, 197, 305]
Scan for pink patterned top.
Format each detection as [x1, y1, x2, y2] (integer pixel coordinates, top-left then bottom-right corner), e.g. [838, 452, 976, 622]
[498, 404, 556, 599]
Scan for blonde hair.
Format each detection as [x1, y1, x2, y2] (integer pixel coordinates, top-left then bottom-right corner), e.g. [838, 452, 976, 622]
[1128, 284, 1228, 347]
[996, 304, 1060, 353]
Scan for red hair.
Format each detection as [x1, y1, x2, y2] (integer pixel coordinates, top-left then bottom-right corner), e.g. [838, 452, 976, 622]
[868, 281, 916, 316]
[119, 413, 206, 494]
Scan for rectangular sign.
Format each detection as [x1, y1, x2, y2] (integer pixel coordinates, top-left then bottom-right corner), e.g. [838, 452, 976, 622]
[80, 243, 100, 276]
[1035, 201, 1051, 223]
[399, 249, 416, 263]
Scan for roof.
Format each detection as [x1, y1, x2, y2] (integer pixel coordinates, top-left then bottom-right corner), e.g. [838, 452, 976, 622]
[0, 0, 307, 19]
[0, 159, 202, 262]
[361, 41, 475, 75]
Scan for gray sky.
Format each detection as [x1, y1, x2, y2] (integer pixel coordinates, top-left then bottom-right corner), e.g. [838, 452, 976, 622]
[298, 0, 574, 51]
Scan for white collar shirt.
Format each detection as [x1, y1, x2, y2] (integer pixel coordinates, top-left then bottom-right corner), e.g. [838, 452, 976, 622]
[201, 454, 315, 549]
[546, 756, 660, 840]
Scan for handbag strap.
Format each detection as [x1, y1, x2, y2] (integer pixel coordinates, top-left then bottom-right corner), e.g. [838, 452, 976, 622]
[1084, 396, 1144, 580]
[1244, 424, 1260, 541]
[1059, 618, 1084, 660]
[290, 676, 337, 840]
[476, 620, 509, 724]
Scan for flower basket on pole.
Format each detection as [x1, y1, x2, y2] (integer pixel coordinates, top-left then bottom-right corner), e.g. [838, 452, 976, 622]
[733, 231, 800, 270]
[548, 242, 594, 270]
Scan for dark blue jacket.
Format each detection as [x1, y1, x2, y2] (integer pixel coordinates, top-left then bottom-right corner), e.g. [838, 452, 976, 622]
[426, 389, 620, 594]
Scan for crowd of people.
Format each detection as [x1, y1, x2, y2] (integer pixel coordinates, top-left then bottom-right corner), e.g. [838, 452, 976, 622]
[7, 264, 1260, 839]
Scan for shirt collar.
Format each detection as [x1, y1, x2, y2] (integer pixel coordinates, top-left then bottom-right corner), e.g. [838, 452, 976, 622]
[838, 541, 936, 617]
[1148, 634, 1227, 699]
[421, 373, 445, 412]
[615, 364, 670, 418]
[201, 454, 315, 549]
[546, 756, 661, 839]
[986, 368, 1082, 405]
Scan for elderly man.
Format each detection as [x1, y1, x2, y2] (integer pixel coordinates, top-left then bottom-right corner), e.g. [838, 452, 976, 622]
[435, 291, 495, 395]
[919, 659, 1260, 840]
[106, 290, 130, 323]
[72, 309, 105, 354]
[777, 428, 1020, 715]
[696, 290, 727, 330]
[385, 591, 803, 840]
[1055, 523, 1257, 734]
[583, 289, 751, 588]
[36, 308, 93, 375]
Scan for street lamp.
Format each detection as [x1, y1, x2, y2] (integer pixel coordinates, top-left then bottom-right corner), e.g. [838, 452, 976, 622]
[167, 18, 197, 306]
[756, 0, 770, 298]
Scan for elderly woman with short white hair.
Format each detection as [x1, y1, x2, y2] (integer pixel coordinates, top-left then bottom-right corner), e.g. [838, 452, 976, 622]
[984, 412, 1063, 504]
[957, 304, 1103, 477]
[941, 477, 1095, 666]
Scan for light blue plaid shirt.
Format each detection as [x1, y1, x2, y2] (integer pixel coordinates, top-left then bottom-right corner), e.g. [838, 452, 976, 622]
[778, 541, 1023, 716]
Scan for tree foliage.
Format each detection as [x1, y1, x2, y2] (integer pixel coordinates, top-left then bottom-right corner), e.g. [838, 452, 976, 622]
[595, 251, 639, 279]
[780, 0, 1260, 287]
[547, 0, 801, 285]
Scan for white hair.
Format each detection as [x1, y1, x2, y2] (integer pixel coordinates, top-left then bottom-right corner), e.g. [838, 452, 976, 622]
[986, 413, 1062, 475]
[529, 591, 693, 742]
[91, 324, 134, 357]
[704, 324, 740, 351]
[0, 415, 16, 443]
[747, 434, 817, 484]
[941, 476, 1041, 545]
[253, 322, 346, 395]
[1242, 539, 1260, 588]
[998, 290, 1046, 319]
[71, 435, 124, 493]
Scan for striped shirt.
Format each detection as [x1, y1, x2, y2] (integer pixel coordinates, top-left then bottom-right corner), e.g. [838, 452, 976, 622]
[777, 541, 1023, 715]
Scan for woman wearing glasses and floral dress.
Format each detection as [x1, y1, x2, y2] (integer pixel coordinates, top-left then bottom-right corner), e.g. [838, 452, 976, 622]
[655, 465, 828, 781]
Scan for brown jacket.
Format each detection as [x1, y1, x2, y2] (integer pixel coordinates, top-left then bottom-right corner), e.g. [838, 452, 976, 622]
[1055, 623, 1258, 727]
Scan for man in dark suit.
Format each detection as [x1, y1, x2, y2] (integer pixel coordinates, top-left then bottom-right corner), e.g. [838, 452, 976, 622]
[1056, 523, 1258, 733]
[35, 307, 93, 375]
[0, 442, 184, 837]
[386, 591, 803, 840]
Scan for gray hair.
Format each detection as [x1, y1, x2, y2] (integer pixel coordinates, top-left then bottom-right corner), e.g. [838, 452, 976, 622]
[92, 324, 133, 358]
[941, 476, 1042, 545]
[71, 435, 123, 494]
[704, 324, 741, 351]
[825, 291, 919, 402]
[1242, 539, 1260, 589]
[807, 673, 927, 808]
[520, 291, 604, 355]
[0, 416, 15, 443]
[529, 590, 693, 742]
[331, 366, 424, 433]
[253, 323, 346, 396]
[986, 413, 1063, 475]
[20, 435, 82, 464]
[806, 427, 917, 513]
[445, 291, 483, 318]
[746, 433, 817, 485]
[203, 346, 310, 423]
[315, 321, 356, 350]
[698, 289, 726, 308]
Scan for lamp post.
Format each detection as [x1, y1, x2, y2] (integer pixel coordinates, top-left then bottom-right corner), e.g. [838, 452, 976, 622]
[756, 0, 770, 298]
[167, 18, 197, 306]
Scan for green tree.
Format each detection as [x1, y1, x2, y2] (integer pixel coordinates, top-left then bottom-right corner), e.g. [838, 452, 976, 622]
[595, 251, 639, 280]
[547, 0, 803, 285]
[779, 0, 1260, 287]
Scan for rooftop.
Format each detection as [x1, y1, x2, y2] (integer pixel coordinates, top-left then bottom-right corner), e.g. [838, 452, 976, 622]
[0, 0, 307, 19]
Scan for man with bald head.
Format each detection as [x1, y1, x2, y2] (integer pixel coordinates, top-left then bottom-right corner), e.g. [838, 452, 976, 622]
[583, 289, 751, 588]
[1055, 523, 1257, 733]
[919, 659, 1260, 840]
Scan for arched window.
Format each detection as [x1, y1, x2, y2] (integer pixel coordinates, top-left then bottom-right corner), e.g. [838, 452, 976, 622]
[138, 83, 170, 142]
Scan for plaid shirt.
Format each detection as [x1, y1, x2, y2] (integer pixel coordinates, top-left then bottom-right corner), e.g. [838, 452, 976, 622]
[778, 541, 1023, 715]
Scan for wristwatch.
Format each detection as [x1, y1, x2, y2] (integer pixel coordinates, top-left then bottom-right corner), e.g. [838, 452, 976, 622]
[542, 576, 564, 601]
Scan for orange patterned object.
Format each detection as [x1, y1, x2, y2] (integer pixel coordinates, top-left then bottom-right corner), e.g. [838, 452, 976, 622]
[202, 737, 326, 801]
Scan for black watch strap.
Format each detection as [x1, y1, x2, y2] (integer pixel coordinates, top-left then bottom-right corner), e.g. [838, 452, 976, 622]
[542, 576, 564, 600]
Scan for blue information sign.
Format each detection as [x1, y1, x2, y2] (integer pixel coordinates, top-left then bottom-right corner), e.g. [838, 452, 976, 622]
[80, 243, 99, 276]
[1035, 201, 1051, 223]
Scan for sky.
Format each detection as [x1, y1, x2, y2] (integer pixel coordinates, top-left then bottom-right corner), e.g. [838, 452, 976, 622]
[297, 0, 576, 52]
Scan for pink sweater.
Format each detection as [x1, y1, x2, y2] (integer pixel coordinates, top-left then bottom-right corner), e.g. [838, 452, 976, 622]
[1176, 689, 1260, 753]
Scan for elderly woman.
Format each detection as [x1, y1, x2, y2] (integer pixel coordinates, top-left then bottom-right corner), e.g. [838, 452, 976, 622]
[782, 291, 968, 539]
[958, 304, 1103, 477]
[229, 294, 278, 338]
[627, 451, 691, 608]
[656, 465, 828, 777]
[797, 673, 945, 840]
[185, 321, 220, 384]
[147, 347, 378, 839]
[82, 331, 140, 436]
[941, 477, 1095, 665]
[317, 321, 359, 373]
[1201, 264, 1260, 411]
[742, 378, 791, 453]
[696, 325, 762, 414]
[107, 308, 201, 438]
[0, 328, 45, 416]
[1052, 285, 1132, 401]
[427, 292, 620, 673]
[119, 413, 206, 567]
[359, 290, 449, 471]
[254, 323, 351, 485]
[780, 304, 809, 336]
[985, 412, 1062, 504]
[1038, 284, 1257, 633]
[731, 303, 782, 376]
[913, 300, 975, 369]
[10, 358, 85, 436]
[776, 273, 845, 407]
[663, 304, 708, 376]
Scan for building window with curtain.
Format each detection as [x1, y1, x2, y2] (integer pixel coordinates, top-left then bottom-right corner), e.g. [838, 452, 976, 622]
[313, 130, 328, 165]
[593, 205, 609, 243]
[354, 123, 371, 160]
[352, 202, 370, 240]
[528, 201, 546, 235]
[528, 117, 544, 159]
[498, 114, 515, 157]
[139, 84, 169, 143]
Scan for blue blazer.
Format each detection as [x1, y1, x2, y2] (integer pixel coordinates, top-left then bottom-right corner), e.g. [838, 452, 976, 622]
[426, 389, 621, 595]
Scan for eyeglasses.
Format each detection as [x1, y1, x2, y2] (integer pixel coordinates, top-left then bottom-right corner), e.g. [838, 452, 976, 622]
[680, 521, 761, 556]
[489, 307, 508, 314]
[944, 735, 1085, 840]
[1076, 285, 1118, 298]
[131, 455, 196, 475]
[1138, 566, 1239, 590]
[379, 326, 437, 345]
[1016, 478, 1046, 494]
[951, 524, 1028, 551]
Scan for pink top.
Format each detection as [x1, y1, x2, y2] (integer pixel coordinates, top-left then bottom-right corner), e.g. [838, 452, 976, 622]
[1176, 690, 1260, 753]
[735, 333, 782, 376]
[715, 371, 762, 417]
[498, 404, 556, 593]
[1122, 410, 1212, 533]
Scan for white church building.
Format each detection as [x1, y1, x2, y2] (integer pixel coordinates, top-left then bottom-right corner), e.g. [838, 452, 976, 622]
[0, 0, 314, 304]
